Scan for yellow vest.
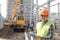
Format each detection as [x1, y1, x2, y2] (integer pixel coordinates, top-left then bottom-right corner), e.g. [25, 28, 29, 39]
[36, 22, 52, 36]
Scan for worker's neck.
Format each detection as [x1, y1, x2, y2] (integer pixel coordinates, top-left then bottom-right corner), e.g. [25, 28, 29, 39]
[42, 20, 48, 23]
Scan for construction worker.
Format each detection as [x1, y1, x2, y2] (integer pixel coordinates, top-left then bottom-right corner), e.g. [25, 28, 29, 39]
[36, 9, 54, 40]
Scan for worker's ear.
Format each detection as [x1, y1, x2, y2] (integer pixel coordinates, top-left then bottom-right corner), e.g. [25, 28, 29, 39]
[47, 15, 48, 17]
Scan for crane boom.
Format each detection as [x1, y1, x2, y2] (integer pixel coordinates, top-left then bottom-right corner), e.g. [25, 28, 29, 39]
[12, 0, 19, 18]
[3, 0, 26, 32]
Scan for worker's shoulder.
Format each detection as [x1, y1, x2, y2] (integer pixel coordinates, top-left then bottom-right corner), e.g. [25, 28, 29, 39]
[48, 21, 54, 27]
[48, 21, 54, 25]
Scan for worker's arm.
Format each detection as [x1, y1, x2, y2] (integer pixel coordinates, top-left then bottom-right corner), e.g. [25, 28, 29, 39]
[42, 25, 54, 39]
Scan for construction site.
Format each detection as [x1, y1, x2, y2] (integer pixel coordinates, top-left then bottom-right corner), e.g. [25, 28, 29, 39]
[0, 0, 60, 40]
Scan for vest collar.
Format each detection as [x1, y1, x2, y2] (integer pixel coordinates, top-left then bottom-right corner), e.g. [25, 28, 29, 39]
[42, 20, 48, 26]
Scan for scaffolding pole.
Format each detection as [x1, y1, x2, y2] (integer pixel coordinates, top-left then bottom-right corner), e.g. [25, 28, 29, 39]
[30, 0, 33, 27]
[47, 0, 50, 21]
[58, 3, 59, 19]
[35, 0, 38, 24]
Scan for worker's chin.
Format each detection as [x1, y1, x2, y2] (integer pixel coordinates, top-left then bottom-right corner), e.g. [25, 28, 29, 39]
[42, 20, 46, 22]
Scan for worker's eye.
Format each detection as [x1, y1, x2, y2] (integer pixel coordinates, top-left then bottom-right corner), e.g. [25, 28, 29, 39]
[41, 15, 48, 17]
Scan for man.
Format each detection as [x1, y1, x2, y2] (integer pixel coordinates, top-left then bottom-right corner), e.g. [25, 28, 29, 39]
[36, 9, 54, 40]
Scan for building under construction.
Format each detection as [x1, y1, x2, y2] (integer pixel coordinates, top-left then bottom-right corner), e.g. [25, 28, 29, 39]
[0, 0, 60, 40]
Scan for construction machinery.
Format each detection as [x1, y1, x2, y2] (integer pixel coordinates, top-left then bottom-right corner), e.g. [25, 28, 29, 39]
[3, 0, 26, 32]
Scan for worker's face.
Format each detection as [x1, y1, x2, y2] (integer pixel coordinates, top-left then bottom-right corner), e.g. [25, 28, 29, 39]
[41, 15, 48, 22]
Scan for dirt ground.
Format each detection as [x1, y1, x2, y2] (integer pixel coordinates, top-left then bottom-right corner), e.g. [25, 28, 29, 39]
[0, 26, 25, 40]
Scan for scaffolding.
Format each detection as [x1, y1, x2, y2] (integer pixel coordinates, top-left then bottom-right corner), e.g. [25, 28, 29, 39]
[33, 0, 54, 25]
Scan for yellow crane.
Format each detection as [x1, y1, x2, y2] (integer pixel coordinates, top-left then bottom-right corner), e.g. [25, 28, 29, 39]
[4, 0, 26, 32]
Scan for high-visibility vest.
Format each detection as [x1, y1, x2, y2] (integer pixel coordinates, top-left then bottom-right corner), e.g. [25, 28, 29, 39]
[36, 22, 52, 36]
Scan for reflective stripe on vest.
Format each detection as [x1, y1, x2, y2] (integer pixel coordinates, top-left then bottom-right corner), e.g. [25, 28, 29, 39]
[36, 22, 52, 36]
